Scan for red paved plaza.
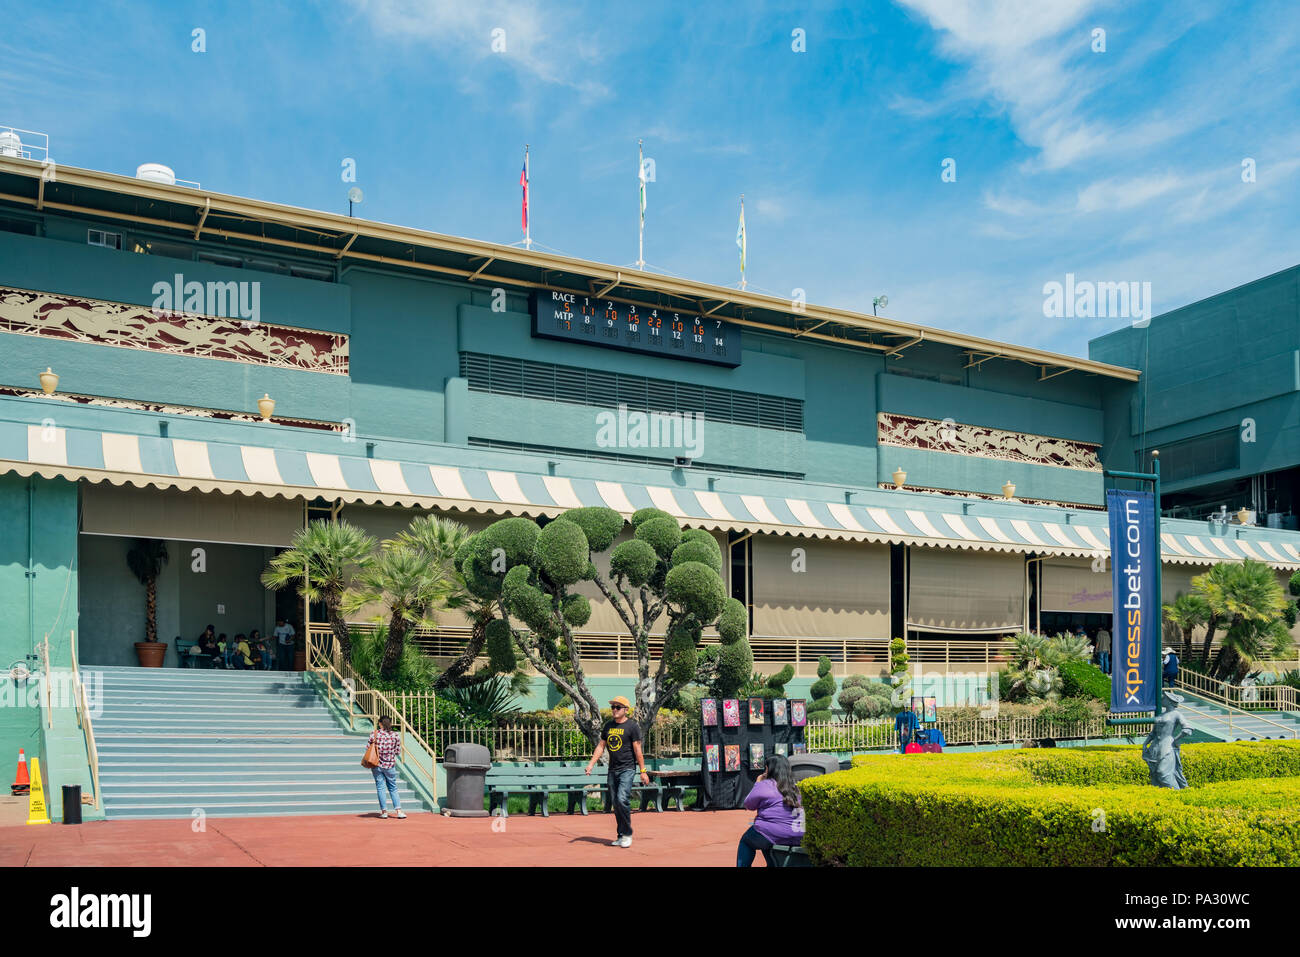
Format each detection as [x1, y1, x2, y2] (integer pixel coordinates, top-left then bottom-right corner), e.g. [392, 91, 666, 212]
[1, 808, 759, 867]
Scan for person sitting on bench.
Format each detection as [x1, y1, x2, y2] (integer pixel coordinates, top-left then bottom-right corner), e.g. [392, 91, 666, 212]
[737, 753, 803, 867]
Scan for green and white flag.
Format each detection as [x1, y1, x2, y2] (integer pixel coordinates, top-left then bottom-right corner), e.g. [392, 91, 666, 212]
[638, 140, 646, 228]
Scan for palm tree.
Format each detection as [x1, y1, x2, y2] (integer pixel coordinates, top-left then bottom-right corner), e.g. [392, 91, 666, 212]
[1195, 560, 1290, 680]
[1163, 591, 1209, 662]
[389, 515, 491, 690]
[344, 542, 458, 680]
[125, 539, 169, 642]
[1191, 563, 1234, 669]
[261, 519, 376, 662]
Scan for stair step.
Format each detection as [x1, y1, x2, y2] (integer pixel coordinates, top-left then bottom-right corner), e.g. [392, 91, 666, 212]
[90, 668, 429, 819]
[103, 784, 419, 798]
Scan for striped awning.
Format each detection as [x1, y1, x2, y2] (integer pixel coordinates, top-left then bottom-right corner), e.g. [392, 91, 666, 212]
[4, 422, 1299, 568]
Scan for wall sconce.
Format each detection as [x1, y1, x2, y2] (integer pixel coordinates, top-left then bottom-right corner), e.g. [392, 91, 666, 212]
[39, 367, 58, 395]
[892, 468, 906, 489]
[1002, 481, 1016, 500]
[257, 394, 275, 421]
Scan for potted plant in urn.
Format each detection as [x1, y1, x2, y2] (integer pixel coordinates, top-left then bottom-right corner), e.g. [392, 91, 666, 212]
[126, 538, 169, 667]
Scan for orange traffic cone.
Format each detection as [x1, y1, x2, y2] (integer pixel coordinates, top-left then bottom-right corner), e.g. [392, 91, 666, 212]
[11, 748, 30, 795]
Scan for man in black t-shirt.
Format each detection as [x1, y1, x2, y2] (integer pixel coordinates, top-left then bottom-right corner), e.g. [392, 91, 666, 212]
[585, 696, 649, 847]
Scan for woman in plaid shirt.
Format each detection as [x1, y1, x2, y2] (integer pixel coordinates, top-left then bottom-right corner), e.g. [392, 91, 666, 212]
[368, 715, 406, 819]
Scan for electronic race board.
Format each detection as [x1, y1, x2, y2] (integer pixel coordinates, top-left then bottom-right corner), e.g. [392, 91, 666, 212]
[531, 289, 742, 367]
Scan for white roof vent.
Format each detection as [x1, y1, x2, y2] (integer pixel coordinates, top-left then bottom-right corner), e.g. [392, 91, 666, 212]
[136, 163, 176, 185]
[0, 130, 22, 157]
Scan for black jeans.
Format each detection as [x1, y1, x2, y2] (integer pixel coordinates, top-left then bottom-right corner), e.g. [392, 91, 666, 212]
[608, 767, 634, 837]
[737, 825, 774, 867]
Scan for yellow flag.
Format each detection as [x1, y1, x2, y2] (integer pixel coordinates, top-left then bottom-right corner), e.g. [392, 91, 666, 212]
[26, 757, 49, 825]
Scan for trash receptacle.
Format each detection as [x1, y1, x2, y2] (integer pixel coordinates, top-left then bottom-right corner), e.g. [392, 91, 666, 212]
[787, 753, 840, 783]
[62, 785, 82, 825]
[443, 743, 492, 817]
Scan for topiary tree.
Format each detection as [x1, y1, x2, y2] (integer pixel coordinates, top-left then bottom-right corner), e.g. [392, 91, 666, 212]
[458, 507, 749, 745]
[808, 655, 836, 721]
[889, 636, 911, 707]
[739, 664, 794, 699]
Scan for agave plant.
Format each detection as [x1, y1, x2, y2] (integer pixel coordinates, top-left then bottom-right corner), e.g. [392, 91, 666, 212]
[442, 674, 523, 726]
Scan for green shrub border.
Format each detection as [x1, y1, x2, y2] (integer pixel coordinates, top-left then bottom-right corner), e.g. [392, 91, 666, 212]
[800, 742, 1300, 866]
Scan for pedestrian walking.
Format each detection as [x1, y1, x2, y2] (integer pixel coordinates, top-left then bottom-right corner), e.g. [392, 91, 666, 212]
[585, 696, 647, 847]
[1096, 626, 1112, 674]
[366, 715, 406, 819]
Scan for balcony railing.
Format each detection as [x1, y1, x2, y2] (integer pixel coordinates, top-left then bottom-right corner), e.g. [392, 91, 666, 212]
[321, 623, 1019, 677]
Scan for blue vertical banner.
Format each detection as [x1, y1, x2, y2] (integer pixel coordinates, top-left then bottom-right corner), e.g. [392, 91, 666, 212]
[1107, 489, 1160, 712]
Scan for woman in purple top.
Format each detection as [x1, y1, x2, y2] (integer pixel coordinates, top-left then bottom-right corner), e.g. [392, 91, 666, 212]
[737, 753, 804, 867]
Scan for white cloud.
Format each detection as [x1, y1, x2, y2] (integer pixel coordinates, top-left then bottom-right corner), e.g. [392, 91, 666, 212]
[345, 0, 609, 100]
[1075, 173, 1184, 213]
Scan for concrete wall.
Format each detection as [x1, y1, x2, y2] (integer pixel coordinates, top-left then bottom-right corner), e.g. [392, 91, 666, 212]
[1090, 265, 1300, 486]
[0, 473, 79, 787]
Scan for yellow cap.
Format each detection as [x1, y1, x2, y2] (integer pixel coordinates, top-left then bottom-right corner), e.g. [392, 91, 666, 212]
[609, 696, 632, 708]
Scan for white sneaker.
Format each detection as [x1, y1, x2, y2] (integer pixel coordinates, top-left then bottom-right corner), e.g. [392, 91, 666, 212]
[395, 810, 407, 819]
[618, 836, 632, 848]
[609, 837, 623, 846]
[380, 811, 388, 819]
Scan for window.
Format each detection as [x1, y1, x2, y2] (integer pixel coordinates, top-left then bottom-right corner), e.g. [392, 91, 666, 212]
[460, 352, 804, 433]
[1140, 429, 1239, 483]
[0, 214, 39, 236]
[87, 228, 122, 250]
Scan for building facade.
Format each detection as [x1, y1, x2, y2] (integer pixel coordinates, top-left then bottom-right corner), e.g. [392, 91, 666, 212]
[1090, 264, 1300, 527]
[4, 154, 1300, 780]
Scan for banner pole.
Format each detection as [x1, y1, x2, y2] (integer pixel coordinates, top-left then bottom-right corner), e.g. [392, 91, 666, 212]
[1153, 450, 1163, 716]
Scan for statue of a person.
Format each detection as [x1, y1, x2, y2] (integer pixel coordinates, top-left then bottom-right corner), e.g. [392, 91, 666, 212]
[1141, 692, 1192, 789]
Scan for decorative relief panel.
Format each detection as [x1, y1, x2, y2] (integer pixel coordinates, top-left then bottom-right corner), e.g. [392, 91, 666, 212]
[0, 286, 349, 374]
[877, 412, 1101, 471]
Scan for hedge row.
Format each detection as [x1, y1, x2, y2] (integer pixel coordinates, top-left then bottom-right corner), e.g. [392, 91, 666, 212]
[799, 742, 1300, 866]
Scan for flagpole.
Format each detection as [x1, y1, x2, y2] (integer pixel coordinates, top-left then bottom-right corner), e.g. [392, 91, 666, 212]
[524, 144, 532, 251]
[637, 139, 645, 271]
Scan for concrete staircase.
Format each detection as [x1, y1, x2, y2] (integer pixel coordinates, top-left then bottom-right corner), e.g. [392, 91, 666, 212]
[91, 666, 427, 819]
[1177, 689, 1300, 742]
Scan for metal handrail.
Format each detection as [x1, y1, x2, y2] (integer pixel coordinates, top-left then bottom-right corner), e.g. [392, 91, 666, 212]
[306, 633, 439, 805]
[39, 634, 51, 728]
[69, 629, 101, 809]
[1175, 673, 1299, 738]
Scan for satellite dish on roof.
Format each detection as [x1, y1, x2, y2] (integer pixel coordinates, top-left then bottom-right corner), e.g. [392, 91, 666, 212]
[348, 187, 363, 204]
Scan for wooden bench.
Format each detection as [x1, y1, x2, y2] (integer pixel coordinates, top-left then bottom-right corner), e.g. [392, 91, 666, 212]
[175, 637, 215, 668]
[485, 765, 663, 818]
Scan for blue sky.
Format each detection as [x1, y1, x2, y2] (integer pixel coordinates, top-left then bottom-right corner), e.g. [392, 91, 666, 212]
[2, 0, 1298, 358]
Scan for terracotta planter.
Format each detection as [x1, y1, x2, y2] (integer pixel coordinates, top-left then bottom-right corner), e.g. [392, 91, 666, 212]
[294, 649, 306, 671]
[134, 641, 167, 667]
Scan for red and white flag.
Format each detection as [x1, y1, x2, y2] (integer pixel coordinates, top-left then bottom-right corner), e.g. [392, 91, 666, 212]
[520, 147, 529, 234]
